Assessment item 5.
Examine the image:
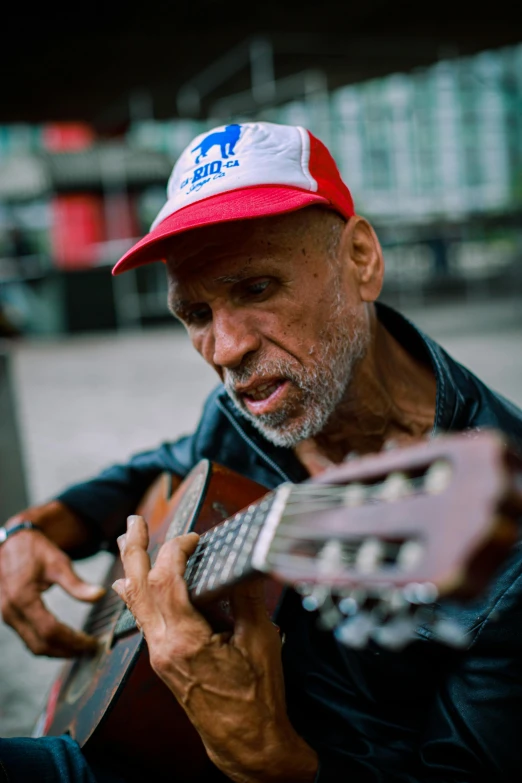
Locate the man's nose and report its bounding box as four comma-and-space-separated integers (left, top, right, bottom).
211, 309, 260, 370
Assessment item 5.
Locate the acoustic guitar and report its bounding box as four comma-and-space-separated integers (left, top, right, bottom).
34, 430, 522, 781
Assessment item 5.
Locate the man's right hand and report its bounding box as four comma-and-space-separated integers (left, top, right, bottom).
0, 504, 105, 657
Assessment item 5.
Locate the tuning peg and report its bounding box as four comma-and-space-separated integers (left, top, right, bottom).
386, 587, 411, 613
335, 610, 377, 649
317, 539, 347, 574
402, 581, 439, 605
338, 595, 359, 616
342, 482, 366, 507
376, 472, 412, 501
371, 614, 418, 651
424, 460, 452, 495
355, 537, 385, 573
396, 539, 425, 571
300, 584, 330, 612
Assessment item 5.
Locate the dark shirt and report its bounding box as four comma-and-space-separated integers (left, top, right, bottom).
57, 303, 522, 781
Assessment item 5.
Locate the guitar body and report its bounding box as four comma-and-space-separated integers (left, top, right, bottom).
38, 461, 270, 781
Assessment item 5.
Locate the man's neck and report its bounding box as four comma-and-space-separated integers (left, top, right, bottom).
294, 307, 437, 476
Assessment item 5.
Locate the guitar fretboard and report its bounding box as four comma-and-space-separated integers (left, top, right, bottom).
184, 491, 277, 601
112, 491, 278, 640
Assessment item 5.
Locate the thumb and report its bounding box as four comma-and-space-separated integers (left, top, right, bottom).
51, 557, 105, 602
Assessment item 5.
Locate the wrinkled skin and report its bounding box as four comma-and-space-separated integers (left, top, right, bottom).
113, 517, 318, 782
0, 503, 104, 657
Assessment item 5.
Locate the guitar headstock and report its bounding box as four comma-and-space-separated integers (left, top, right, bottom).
258, 430, 522, 650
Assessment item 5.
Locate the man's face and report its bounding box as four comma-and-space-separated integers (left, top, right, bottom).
166, 209, 369, 448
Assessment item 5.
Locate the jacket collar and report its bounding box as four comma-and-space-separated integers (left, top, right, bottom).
374, 302, 466, 432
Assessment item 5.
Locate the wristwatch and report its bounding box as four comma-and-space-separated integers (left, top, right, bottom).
0, 520, 39, 545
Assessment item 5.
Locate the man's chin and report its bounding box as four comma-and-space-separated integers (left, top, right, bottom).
241, 408, 323, 449
225, 387, 325, 447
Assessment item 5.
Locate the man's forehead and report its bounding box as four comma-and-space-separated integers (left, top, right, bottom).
164, 208, 346, 294
164, 206, 340, 268
165, 224, 298, 283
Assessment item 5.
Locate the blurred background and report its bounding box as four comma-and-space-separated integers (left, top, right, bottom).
1, 0, 522, 736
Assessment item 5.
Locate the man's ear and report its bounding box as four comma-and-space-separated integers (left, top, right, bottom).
340, 216, 384, 302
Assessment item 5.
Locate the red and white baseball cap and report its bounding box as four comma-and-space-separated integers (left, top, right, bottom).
112, 122, 355, 275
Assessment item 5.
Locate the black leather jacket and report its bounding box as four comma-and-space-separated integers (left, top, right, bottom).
59, 303, 522, 781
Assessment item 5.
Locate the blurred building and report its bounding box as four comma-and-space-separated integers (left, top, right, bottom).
1, 42, 522, 335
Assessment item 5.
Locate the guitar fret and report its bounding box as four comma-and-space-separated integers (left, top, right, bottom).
188, 522, 229, 588
205, 517, 246, 590
187, 541, 212, 590
185, 493, 277, 599
196, 550, 218, 595
220, 539, 243, 584
185, 540, 207, 583
217, 502, 273, 588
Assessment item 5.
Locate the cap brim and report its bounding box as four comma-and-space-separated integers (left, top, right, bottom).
112, 185, 330, 275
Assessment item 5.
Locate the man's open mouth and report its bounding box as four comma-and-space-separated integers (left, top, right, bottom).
243, 381, 282, 401
239, 379, 289, 415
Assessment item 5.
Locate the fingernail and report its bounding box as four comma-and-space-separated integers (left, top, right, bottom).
117, 534, 126, 552
127, 515, 140, 528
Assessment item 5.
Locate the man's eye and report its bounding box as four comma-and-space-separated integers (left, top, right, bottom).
187, 306, 211, 324
245, 280, 270, 296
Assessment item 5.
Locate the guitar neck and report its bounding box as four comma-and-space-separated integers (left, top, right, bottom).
183, 489, 280, 603
113, 488, 284, 640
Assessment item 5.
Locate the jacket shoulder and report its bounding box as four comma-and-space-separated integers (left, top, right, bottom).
444, 353, 522, 455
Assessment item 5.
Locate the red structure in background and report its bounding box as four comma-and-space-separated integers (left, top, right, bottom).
43, 123, 104, 270
42, 123, 139, 271
42, 123, 96, 151
50, 195, 106, 269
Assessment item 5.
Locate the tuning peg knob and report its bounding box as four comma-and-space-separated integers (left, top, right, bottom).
300, 584, 329, 612
338, 595, 358, 616
342, 482, 366, 507
371, 614, 417, 651
396, 540, 425, 571
402, 581, 438, 605
424, 460, 452, 494
355, 537, 385, 573
377, 472, 412, 501
335, 611, 376, 649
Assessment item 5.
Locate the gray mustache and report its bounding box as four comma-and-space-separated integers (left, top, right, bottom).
225, 358, 299, 388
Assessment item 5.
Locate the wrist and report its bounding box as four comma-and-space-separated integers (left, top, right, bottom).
209, 732, 318, 783
5, 501, 93, 553
0, 519, 39, 545
260, 743, 318, 783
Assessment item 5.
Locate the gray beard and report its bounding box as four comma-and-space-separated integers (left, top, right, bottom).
223, 314, 369, 448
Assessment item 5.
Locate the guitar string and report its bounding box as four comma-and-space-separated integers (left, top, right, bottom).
88, 502, 275, 636
89, 472, 446, 636
182, 474, 438, 596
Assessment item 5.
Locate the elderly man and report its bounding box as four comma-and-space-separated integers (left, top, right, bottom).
1, 122, 522, 782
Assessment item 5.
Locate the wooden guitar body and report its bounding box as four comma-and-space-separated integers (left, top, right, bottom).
39, 461, 269, 781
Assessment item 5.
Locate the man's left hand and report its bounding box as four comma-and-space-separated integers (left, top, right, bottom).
112, 515, 318, 783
